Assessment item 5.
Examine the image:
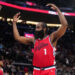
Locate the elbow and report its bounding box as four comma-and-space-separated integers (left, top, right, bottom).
62, 21, 68, 28
65, 22, 68, 27
65, 23, 68, 28
14, 36, 20, 41
64, 23, 68, 28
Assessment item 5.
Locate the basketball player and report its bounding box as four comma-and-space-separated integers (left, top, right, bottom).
13, 4, 68, 75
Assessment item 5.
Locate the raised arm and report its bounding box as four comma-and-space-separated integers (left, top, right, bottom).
12, 12, 34, 45
47, 4, 68, 42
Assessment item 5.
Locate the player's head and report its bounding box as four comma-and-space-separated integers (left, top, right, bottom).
34, 22, 48, 39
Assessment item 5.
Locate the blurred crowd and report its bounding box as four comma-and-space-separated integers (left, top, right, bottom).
0, 19, 75, 75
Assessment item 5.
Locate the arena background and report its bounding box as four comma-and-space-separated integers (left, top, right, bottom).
0, 0, 75, 75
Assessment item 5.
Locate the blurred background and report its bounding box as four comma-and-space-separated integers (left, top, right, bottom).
0, 0, 75, 75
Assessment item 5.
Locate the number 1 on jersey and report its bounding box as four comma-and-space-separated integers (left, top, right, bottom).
44, 49, 47, 55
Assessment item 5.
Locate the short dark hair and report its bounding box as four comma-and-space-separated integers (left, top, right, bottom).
40, 22, 47, 29
41, 22, 48, 34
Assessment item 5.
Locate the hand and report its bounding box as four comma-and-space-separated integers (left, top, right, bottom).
13, 12, 21, 23
46, 3, 59, 11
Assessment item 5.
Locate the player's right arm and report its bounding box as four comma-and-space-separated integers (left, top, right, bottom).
13, 12, 34, 45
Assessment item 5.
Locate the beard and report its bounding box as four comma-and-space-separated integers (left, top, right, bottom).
34, 29, 44, 39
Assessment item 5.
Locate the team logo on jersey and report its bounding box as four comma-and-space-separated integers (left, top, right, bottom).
34, 43, 48, 51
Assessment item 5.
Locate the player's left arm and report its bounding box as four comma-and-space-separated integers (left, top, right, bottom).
47, 4, 68, 41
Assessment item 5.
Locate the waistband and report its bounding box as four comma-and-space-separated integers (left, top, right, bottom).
34, 65, 56, 70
